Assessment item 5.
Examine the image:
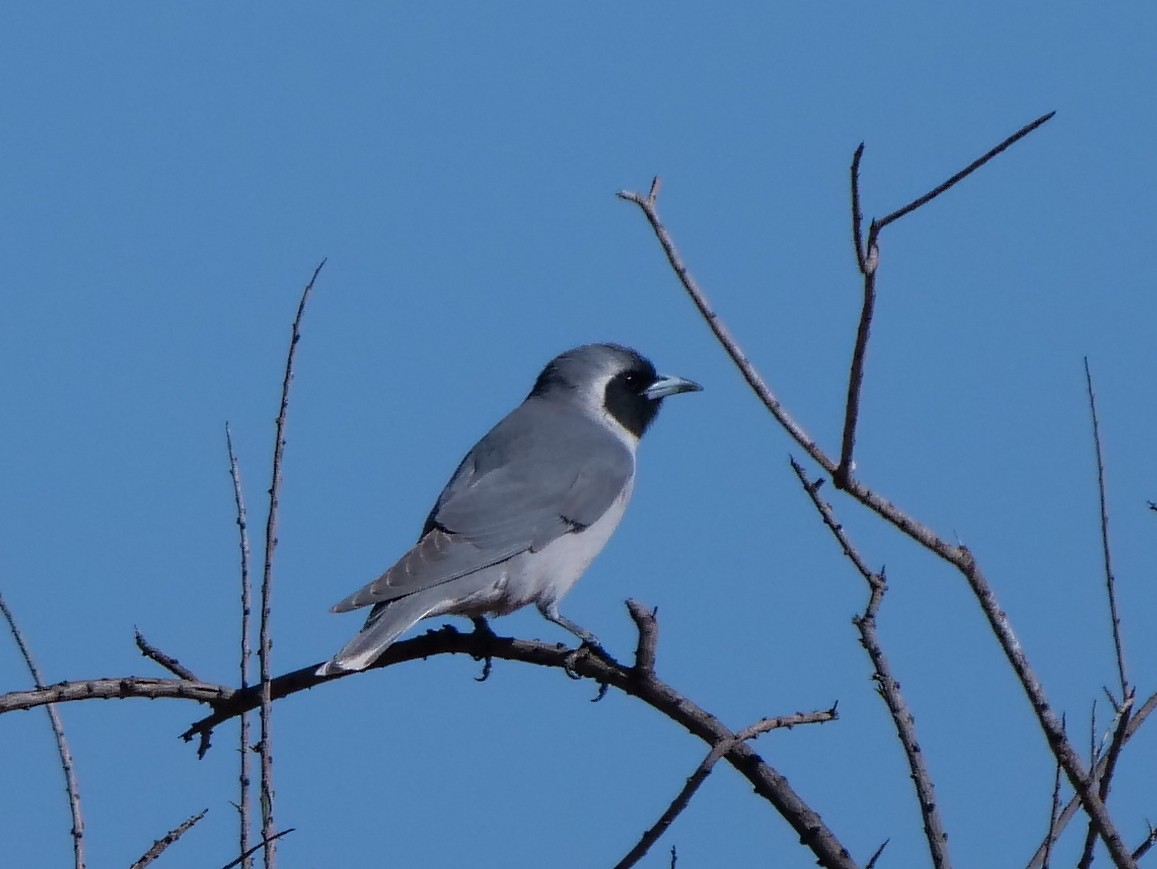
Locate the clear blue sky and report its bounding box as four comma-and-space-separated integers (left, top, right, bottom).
2, 5, 1155, 868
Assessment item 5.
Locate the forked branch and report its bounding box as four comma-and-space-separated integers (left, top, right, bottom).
614, 711, 837, 869
791, 459, 950, 868
839, 111, 1055, 487
0, 604, 858, 869
619, 110, 1136, 867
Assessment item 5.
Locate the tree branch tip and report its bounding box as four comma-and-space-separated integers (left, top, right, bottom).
864, 838, 889, 869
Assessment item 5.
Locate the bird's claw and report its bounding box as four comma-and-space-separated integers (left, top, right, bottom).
470, 618, 496, 681
562, 639, 610, 679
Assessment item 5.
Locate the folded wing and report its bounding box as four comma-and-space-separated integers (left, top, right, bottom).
329, 398, 634, 613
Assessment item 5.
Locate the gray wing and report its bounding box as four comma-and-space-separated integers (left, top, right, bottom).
330, 397, 634, 613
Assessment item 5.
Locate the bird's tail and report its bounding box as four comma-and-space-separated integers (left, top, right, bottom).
315, 592, 441, 677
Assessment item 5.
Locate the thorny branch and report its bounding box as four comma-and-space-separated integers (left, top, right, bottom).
1084, 357, 1129, 698
134, 629, 199, 681
614, 711, 837, 869
619, 111, 1137, 868
0, 604, 857, 869
791, 459, 951, 869
1026, 691, 1157, 868
128, 809, 207, 869
1041, 743, 1063, 869
256, 258, 326, 868
226, 423, 254, 869
1, 593, 86, 869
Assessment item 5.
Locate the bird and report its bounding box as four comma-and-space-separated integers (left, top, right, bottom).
316, 343, 701, 677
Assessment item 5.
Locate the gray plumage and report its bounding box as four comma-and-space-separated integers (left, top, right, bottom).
317, 343, 700, 676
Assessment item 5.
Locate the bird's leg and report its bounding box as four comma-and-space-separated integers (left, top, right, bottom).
538, 603, 610, 677
470, 617, 496, 682
538, 602, 602, 647
470, 616, 496, 640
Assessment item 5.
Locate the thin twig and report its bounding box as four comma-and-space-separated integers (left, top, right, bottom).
1026, 691, 1157, 868
1078, 701, 1101, 869
1133, 824, 1157, 861
217, 828, 296, 869
791, 458, 951, 868
836, 113, 1054, 487
872, 111, 1055, 233
616, 183, 834, 477
134, 629, 199, 681
257, 259, 325, 869
864, 841, 889, 869
614, 713, 836, 869
1081, 691, 1136, 868
838, 141, 877, 487
1, 676, 232, 714
619, 111, 1136, 866
0, 593, 86, 869
626, 599, 659, 676
1041, 734, 1063, 869
850, 143, 867, 271
1084, 358, 1129, 696
835, 258, 875, 489
128, 809, 208, 869
226, 423, 254, 869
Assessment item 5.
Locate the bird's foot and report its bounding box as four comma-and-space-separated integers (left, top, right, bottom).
470, 617, 497, 682
563, 638, 612, 679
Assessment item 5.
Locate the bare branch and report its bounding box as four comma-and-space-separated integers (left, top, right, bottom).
184, 603, 855, 869
134, 629, 199, 681
1080, 691, 1136, 868
1079, 701, 1100, 868
1084, 357, 1129, 696
1, 605, 856, 867
1133, 823, 1157, 862
226, 422, 254, 868
626, 599, 659, 676
1, 676, 231, 713
835, 252, 876, 489
1041, 741, 1063, 869
850, 143, 867, 271
620, 113, 1135, 865
616, 183, 836, 477
128, 809, 207, 869
873, 111, 1055, 233
614, 712, 837, 869
839, 140, 878, 487
791, 459, 951, 868
1, 592, 86, 869
1025, 690, 1157, 869
864, 840, 889, 869
836, 113, 1054, 487
257, 259, 325, 868
619, 177, 980, 557
217, 828, 296, 869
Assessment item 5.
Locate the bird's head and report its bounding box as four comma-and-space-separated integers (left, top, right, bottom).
529, 343, 701, 439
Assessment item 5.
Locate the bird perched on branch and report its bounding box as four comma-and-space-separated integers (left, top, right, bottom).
317, 343, 701, 677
